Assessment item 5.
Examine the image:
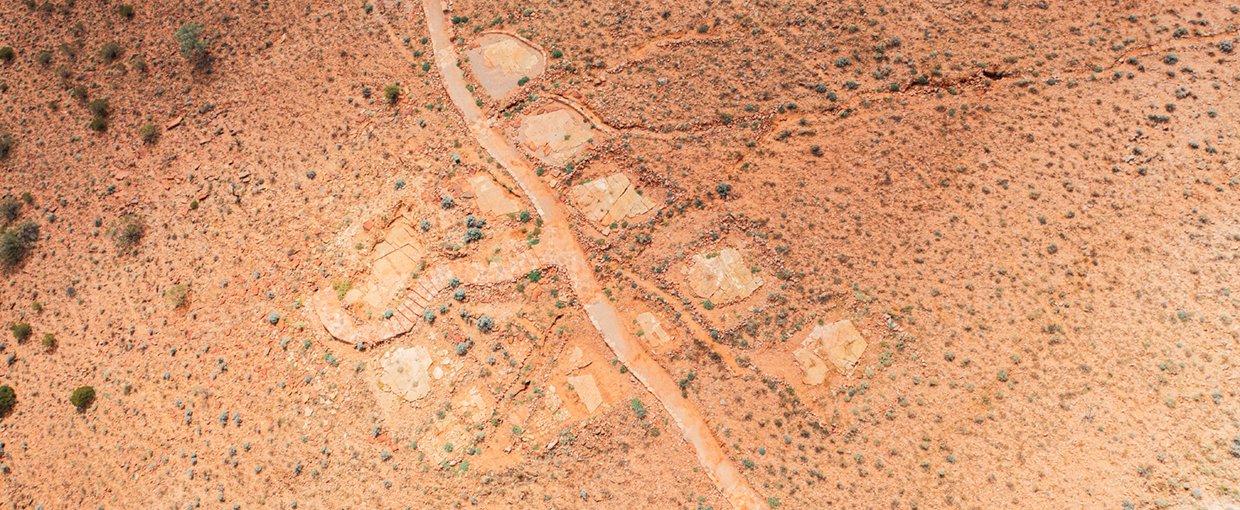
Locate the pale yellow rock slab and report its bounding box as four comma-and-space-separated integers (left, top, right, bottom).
568, 173, 654, 231
793, 320, 868, 384
377, 346, 433, 402
469, 174, 521, 216
518, 109, 594, 166
567, 373, 604, 414
685, 248, 763, 304
636, 312, 672, 348
466, 33, 545, 99
792, 348, 829, 385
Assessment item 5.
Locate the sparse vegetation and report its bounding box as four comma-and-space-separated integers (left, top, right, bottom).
0, 47, 14, 63
139, 124, 159, 144
0, 385, 14, 416
0, 220, 39, 269
112, 214, 145, 250
384, 84, 400, 104
10, 322, 32, 343
175, 22, 210, 69
165, 284, 189, 308
0, 132, 13, 159
70, 386, 95, 410
99, 42, 122, 64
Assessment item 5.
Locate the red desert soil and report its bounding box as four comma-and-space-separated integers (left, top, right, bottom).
0, 1, 1238, 509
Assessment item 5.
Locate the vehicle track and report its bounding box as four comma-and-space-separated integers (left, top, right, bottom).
408, 0, 768, 507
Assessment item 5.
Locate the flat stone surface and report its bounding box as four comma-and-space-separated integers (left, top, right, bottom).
469, 174, 521, 216
518, 109, 594, 167
567, 373, 604, 414
636, 312, 672, 348
568, 173, 654, 231
377, 346, 434, 402
465, 33, 545, 99
685, 247, 763, 304
794, 320, 868, 384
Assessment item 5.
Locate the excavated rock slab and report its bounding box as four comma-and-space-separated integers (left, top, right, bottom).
685, 248, 763, 304
313, 287, 357, 343
569, 173, 654, 232
469, 174, 521, 216
377, 346, 434, 402
636, 312, 672, 348
567, 373, 604, 414
465, 33, 545, 99
518, 109, 594, 167
794, 320, 868, 384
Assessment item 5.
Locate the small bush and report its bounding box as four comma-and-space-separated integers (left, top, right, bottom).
175, 23, 210, 68
0, 47, 14, 63
716, 182, 732, 199
384, 84, 400, 104
0, 385, 15, 416
0, 132, 13, 159
165, 284, 188, 308
99, 42, 122, 64
89, 116, 108, 132
477, 315, 494, 333
527, 269, 542, 283
0, 221, 38, 268
70, 386, 95, 410
10, 322, 32, 343
139, 124, 159, 144
87, 97, 109, 117
118, 4, 134, 19
41, 333, 55, 351
113, 214, 145, 249
69, 85, 88, 102
36, 49, 52, 65
0, 195, 20, 226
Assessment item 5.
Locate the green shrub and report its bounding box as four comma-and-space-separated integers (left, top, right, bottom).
0, 47, 14, 63
99, 42, 122, 64
175, 22, 210, 68
384, 84, 400, 104
36, 49, 52, 65
139, 124, 159, 144
113, 214, 144, 249
70, 386, 95, 410
118, 4, 134, 18
10, 322, 32, 342
0, 221, 38, 268
0, 132, 12, 159
476, 315, 494, 333
41, 333, 55, 351
69, 85, 88, 102
0, 385, 15, 416
87, 97, 109, 117
165, 284, 188, 308
0, 195, 20, 226
89, 116, 108, 131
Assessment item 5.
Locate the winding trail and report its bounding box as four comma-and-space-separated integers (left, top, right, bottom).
415, 0, 766, 508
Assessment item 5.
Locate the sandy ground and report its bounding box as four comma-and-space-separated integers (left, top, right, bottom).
0, 0, 1237, 509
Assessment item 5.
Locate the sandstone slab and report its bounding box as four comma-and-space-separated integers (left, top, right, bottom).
685, 248, 762, 304
466, 33, 545, 99
569, 173, 654, 232
793, 320, 868, 385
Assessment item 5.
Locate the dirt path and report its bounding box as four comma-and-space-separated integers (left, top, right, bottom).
415, 0, 767, 508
